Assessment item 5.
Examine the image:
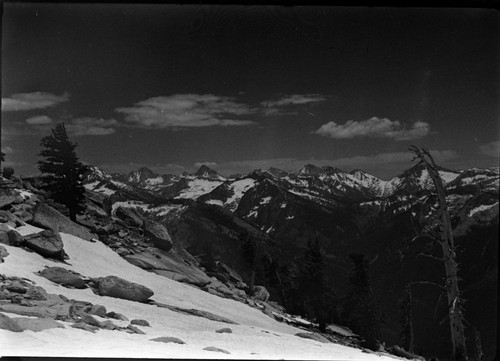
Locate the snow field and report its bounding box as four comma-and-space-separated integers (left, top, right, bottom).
1, 226, 401, 360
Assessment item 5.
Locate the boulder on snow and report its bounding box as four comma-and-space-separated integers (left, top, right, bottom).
150, 336, 185, 344
88, 304, 107, 317
23, 230, 65, 260
106, 311, 129, 321
126, 324, 145, 334
203, 346, 231, 354
252, 285, 270, 302
97, 275, 154, 303
0, 313, 23, 332
130, 319, 150, 327
13, 317, 64, 332
0, 245, 8, 262
31, 203, 96, 241
215, 327, 232, 333
115, 206, 143, 227
0, 229, 23, 246
295, 332, 330, 343
71, 321, 99, 333
143, 220, 173, 252
38, 267, 87, 289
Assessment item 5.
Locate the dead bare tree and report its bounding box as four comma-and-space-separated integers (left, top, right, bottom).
409, 145, 468, 361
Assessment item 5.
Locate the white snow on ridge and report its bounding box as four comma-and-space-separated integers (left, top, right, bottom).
145, 176, 164, 185
224, 178, 256, 211
176, 179, 223, 200
468, 202, 499, 217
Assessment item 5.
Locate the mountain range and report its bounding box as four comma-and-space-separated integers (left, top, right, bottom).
81, 161, 498, 360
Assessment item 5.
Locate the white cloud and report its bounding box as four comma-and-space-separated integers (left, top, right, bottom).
479, 140, 500, 157
2, 92, 69, 111
116, 94, 257, 129
313, 117, 430, 141
25, 115, 53, 125
65, 117, 118, 136
261, 94, 326, 108
261, 94, 325, 116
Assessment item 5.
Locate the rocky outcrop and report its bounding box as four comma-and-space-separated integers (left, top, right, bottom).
97, 275, 154, 302
23, 230, 65, 259
143, 220, 173, 252
38, 267, 87, 289
31, 203, 96, 241
115, 206, 143, 228
0, 189, 24, 209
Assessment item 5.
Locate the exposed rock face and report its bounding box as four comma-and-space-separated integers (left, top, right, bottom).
252, 285, 270, 302
23, 230, 65, 260
31, 203, 96, 241
143, 220, 173, 252
0, 313, 23, 332
97, 275, 154, 302
115, 206, 143, 228
38, 267, 87, 289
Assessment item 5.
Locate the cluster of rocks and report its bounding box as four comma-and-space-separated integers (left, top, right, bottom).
0, 274, 149, 334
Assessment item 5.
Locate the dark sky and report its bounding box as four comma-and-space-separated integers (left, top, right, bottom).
2, 4, 499, 178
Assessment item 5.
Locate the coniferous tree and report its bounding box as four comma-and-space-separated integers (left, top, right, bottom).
298, 240, 335, 332
241, 232, 258, 294
38, 123, 87, 221
399, 284, 414, 352
343, 253, 381, 350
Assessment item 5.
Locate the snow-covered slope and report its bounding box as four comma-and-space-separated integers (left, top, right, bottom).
0, 226, 398, 359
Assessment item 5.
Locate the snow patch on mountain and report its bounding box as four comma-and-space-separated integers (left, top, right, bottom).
176, 179, 223, 200
469, 202, 499, 217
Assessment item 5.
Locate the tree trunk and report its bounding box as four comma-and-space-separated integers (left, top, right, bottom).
69, 207, 76, 222
410, 146, 468, 361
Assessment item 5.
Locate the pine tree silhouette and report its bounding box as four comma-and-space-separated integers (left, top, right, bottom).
343, 253, 381, 350
38, 123, 87, 221
299, 240, 335, 332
